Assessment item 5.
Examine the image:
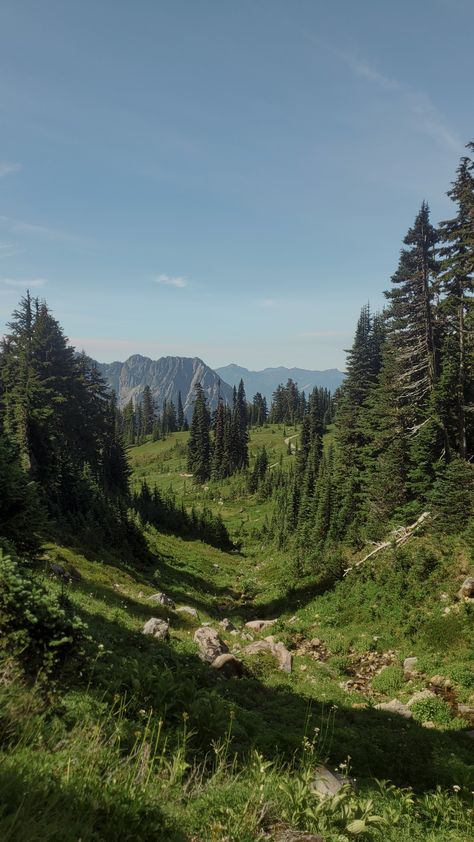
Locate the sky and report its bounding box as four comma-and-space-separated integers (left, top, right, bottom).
0, 0, 473, 371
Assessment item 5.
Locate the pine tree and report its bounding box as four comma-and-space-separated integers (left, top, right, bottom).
187, 383, 211, 483
438, 146, 474, 459
141, 385, 155, 437
177, 391, 185, 431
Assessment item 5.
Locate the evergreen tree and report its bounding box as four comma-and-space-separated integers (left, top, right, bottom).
141, 385, 155, 437
177, 391, 185, 431
187, 383, 211, 483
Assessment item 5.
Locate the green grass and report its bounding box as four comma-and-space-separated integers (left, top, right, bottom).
1, 425, 473, 840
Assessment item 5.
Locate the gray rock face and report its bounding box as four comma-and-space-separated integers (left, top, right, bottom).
407, 689, 436, 708
216, 363, 345, 404
375, 699, 412, 719
210, 653, 244, 678
142, 618, 169, 640
97, 355, 234, 418
194, 627, 228, 663
148, 592, 175, 608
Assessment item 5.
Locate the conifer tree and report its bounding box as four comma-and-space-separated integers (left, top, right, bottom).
177, 391, 185, 431
187, 383, 211, 482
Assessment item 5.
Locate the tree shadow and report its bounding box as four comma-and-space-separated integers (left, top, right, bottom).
71, 592, 474, 794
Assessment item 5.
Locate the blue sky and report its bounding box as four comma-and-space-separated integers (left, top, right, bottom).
0, 0, 472, 370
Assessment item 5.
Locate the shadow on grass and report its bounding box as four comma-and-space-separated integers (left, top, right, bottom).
71, 592, 474, 794
0, 763, 186, 842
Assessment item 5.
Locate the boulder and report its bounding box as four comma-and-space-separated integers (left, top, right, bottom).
312, 764, 348, 797
459, 577, 474, 599
403, 656, 418, 677
242, 639, 292, 673
429, 674, 452, 690
194, 627, 228, 663
147, 592, 175, 608
142, 618, 169, 640
175, 606, 198, 618
210, 653, 244, 678
244, 619, 277, 632
375, 699, 412, 719
457, 705, 474, 724
407, 689, 436, 707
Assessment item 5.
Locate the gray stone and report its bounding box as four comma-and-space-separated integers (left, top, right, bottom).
375, 699, 412, 719
459, 577, 474, 598
457, 705, 474, 724
311, 764, 347, 797
210, 653, 244, 678
403, 656, 418, 676
244, 619, 277, 632
242, 639, 292, 673
142, 618, 169, 640
147, 592, 175, 608
175, 606, 198, 618
407, 689, 436, 708
194, 626, 228, 664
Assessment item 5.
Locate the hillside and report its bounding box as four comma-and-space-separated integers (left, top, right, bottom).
1, 425, 472, 841
97, 354, 234, 417
216, 364, 345, 403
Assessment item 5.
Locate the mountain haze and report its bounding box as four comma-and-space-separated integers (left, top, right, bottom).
97, 355, 233, 418
216, 364, 345, 402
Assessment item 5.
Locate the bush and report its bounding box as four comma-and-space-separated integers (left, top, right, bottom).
411, 697, 454, 727
0, 552, 84, 672
371, 665, 405, 695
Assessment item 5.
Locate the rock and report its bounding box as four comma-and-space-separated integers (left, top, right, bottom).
242, 639, 292, 673
193, 627, 228, 663
147, 592, 175, 608
219, 618, 236, 631
407, 689, 436, 707
288, 615, 298, 623
429, 674, 452, 690
175, 606, 198, 618
312, 764, 349, 797
422, 720, 436, 729
142, 618, 169, 640
230, 629, 239, 636
466, 730, 474, 740
403, 656, 418, 676
244, 619, 277, 632
459, 577, 474, 599
375, 699, 412, 719
457, 705, 474, 724
310, 638, 321, 648
210, 653, 244, 678
241, 632, 254, 641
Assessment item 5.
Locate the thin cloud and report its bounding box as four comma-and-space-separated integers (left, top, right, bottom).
0, 215, 86, 244
0, 277, 47, 288
0, 162, 21, 178
341, 53, 461, 153
154, 273, 188, 288
0, 242, 20, 258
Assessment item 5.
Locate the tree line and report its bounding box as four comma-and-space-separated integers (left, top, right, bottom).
271, 142, 474, 565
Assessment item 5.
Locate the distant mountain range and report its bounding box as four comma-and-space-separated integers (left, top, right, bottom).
215, 364, 345, 403
97, 355, 345, 418
97, 355, 234, 419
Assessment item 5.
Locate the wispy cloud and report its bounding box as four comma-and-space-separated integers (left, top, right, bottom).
0, 242, 20, 258
0, 277, 47, 288
0, 162, 21, 178
154, 273, 188, 288
257, 297, 287, 308
0, 215, 85, 244
340, 53, 460, 153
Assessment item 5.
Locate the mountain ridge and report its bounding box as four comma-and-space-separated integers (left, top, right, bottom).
216, 363, 345, 402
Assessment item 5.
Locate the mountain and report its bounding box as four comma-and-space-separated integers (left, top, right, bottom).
215, 364, 345, 402
97, 355, 234, 418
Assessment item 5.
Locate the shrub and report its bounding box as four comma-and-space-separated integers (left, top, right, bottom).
410, 697, 454, 727
372, 665, 405, 695
0, 552, 84, 672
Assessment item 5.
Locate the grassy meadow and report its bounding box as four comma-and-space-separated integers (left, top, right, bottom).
1, 424, 473, 841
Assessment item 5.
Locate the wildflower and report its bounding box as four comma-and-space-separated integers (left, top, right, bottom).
98, 643, 104, 650
453, 785, 461, 793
